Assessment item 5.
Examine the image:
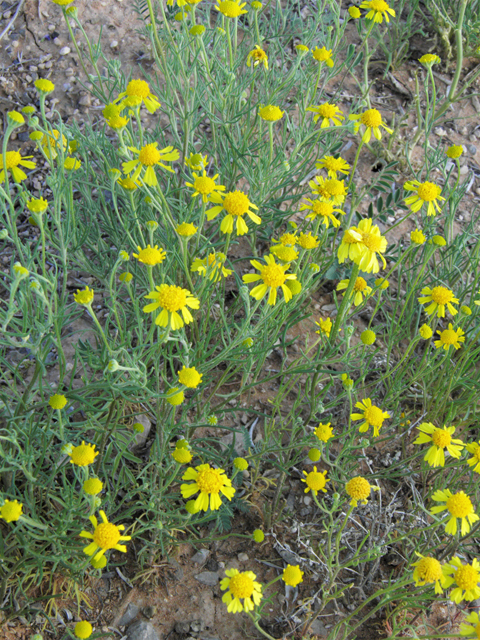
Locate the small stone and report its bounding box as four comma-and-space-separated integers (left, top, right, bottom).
142, 605, 156, 619
237, 553, 249, 562
304, 495, 312, 506
174, 621, 190, 634
460, 165, 469, 175
434, 127, 447, 137
65, 68, 74, 76
48, 24, 56, 32
25, 75, 33, 83
126, 621, 160, 640
190, 620, 204, 633
53, 37, 62, 45
110, 40, 119, 48
466, 144, 477, 155
191, 548, 210, 565
59, 46, 71, 56
194, 571, 219, 586
118, 603, 140, 627
45, 61, 53, 69
78, 93, 91, 106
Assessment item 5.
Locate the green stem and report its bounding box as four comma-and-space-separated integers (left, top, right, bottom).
225, 19, 234, 70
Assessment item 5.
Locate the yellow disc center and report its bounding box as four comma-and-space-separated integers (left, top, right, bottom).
354, 277, 368, 292
446, 492, 473, 518
229, 573, 254, 599
417, 181, 439, 202
138, 144, 161, 166
223, 191, 250, 217
157, 285, 187, 312
194, 176, 216, 194
364, 405, 385, 427
360, 108, 382, 128
93, 522, 121, 549
431, 429, 451, 448
455, 564, 479, 590
196, 468, 223, 494
431, 286, 453, 305
261, 264, 286, 287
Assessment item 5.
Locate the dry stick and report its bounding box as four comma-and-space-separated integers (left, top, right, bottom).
0, 0, 25, 42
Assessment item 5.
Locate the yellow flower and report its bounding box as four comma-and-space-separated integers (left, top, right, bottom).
0, 150, 36, 183
143, 284, 200, 330
312, 46, 334, 67
220, 568, 262, 613
345, 476, 376, 507
375, 277, 389, 289
247, 45, 268, 69
181, 463, 235, 511
337, 227, 363, 264
411, 228, 426, 244
215, 0, 248, 17
443, 557, 480, 603
274, 231, 297, 246
351, 398, 390, 437
446, 144, 463, 159
297, 232, 319, 249
353, 218, 388, 274
349, 108, 393, 143
39, 129, 67, 160
69, 441, 99, 467
172, 447, 193, 464
49, 394, 67, 410
301, 467, 329, 495
0, 499, 23, 523
7, 111, 24, 126
253, 529, 264, 542
316, 155, 351, 178
348, 6, 361, 18
307, 103, 344, 128
34, 78, 55, 94
106, 115, 129, 130
185, 170, 225, 203
243, 254, 297, 305
315, 317, 332, 337
466, 441, 480, 473
419, 323, 433, 339
132, 244, 166, 266
413, 423, 464, 467
341, 373, 354, 389
117, 79, 161, 113
315, 422, 333, 442
419, 54, 441, 66
191, 252, 232, 280
234, 457, 248, 470
404, 180, 445, 216
308, 448, 321, 462
178, 365, 202, 388
270, 244, 298, 262
360, 329, 376, 345
337, 276, 372, 306
27, 197, 48, 214
308, 175, 347, 205
74, 621, 93, 639
118, 176, 141, 190
90, 555, 107, 569
80, 510, 131, 562
460, 611, 480, 638
418, 286, 458, 318
207, 189, 261, 235
123, 143, 179, 186
412, 553, 445, 594
259, 105, 284, 121
359, 0, 395, 23
296, 43, 309, 53
185, 152, 208, 171
431, 489, 479, 536
300, 198, 345, 228
64, 157, 81, 171
83, 478, 104, 496
176, 222, 197, 237
190, 25, 205, 36
74, 286, 94, 306
435, 324, 465, 350
282, 565, 304, 586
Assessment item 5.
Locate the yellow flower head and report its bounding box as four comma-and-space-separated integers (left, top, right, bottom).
181, 463, 235, 511
351, 398, 390, 437
419, 54, 441, 66
178, 365, 202, 388
79, 510, 131, 563
64, 157, 81, 171
234, 457, 249, 470
74, 286, 94, 306
300, 198, 346, 228
404, 180, 445, 216
337, 276, 372, 306
375, 277, 389, 289
215, 0, 248, 17
316, 155, 351, 178
360, 329, 376, 345
418, 286, 458, 318
69, 441, 99, 467
191, 252, 232, 281
243, 254, 297, 306
296, 43, 309, 53
83, 478, 104, 496
0, 150, 36, 184
349, 108, 393, 143
341, 373, 354, 389
345, 476, 375, 507
247, 45, 268, 69
282, 565, 304, 586
435, 324, 465, 350
74, 621, 93, 639
27, 197, 48, 214
443, 557, 480, 603
0, 499, 23, 523
39, 129, 67, 160
419, 323, 433, 339
172, 447, 193, 464
360, 0, 395, 23
348, 6, 361, 18
117, 79, 161, 113
253, 529, 264, 543
49, 394, 67, 410
315, 317, 332, 337
176, 222, 198, 237
297, 232, 319, 249
466, 441, 480, 474
411, 228, 426, 245
412, 553, 445, 594
312, 46, 334, 67
7, 110, 25, 127
133, 244, 166, 266
315, 422, 334, 442
446, 144, 463, 159
270, 244, 298, 262
185, 152, 208, 171
308, 175, 347, 205
414, 422, 464, 467
259, 105, 284, 122
351, 218, 388, 273
185, 170, 225, 203
307, 103, 344, 128
123, 143, 179, 186
143, 284, 200, 330
302, 467, 329, 495
220, 568, 263, 613
431, 489, 479, 536
206, 189, 261, 236
35, 78, 55, 94
118, 176, 141, 190
460, 611, 480, 638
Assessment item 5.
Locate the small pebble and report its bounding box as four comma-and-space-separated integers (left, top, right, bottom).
237, 552, 249, 562
59, 46, 71, 56
110, 40, 119, 48
53, 37, 62, 45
